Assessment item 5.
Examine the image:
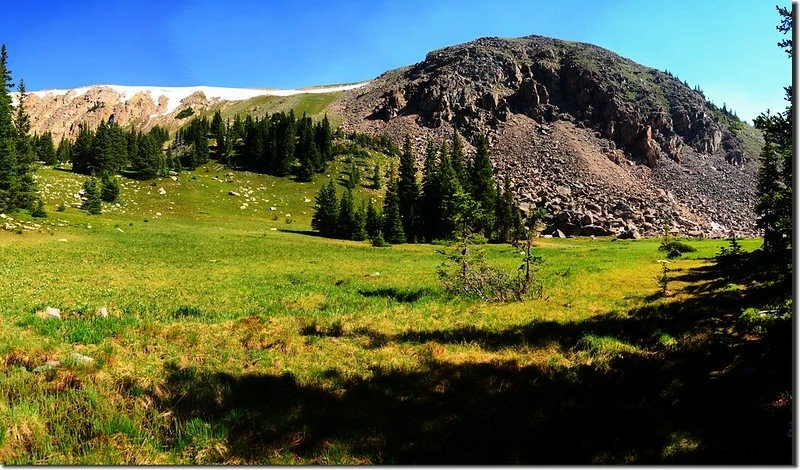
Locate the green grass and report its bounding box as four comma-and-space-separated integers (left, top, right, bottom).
0, 161, 789, 464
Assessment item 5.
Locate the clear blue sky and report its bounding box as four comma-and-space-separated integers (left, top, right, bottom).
1, 0, 791, 122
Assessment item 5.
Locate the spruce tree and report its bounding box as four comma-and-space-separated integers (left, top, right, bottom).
36, 132, 56, 164
752, 6, 793, 257
493, 174, 515, 243
311, 178, 338, 237
100, 172, 121, 202
450, 129, 467, 187
71, 123, 95, 174
0, 44, 19, 212
337, 186, 356, 239
56, 136, 72, 164
382, 165, 406, 244
372, 162, 382, 189
365, 197, 382, 238
419, 139, 439, 242
352, 201, 368, 241
398, 134, 420, 242
468, 135, 497, 237
81, 177, 102, 215
315, 114, 333, 161
345, 160, 361, 189
436, 144, 464, 240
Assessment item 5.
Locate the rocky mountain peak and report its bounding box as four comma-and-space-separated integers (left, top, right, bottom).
338, 35, 762, 238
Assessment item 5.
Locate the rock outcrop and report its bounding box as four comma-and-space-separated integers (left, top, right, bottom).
337, 35, 761, 237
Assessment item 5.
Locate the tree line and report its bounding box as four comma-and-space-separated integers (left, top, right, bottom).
312, 132, 524, 244
174, 109, 334, 181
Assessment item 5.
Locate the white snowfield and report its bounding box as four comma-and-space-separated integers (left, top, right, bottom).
19, 82, 369, 114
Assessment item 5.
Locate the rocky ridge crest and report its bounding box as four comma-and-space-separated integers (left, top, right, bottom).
337, 35, 761, 237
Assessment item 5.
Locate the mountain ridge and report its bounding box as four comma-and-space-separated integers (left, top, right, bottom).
16, 34, 761, 238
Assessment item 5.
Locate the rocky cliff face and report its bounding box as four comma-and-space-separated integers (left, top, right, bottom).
337, 35, 761, 237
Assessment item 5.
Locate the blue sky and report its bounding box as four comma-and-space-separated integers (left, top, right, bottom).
1, 0, 791, 122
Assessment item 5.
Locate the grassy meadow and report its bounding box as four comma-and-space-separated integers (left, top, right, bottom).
0, 162, 790, 464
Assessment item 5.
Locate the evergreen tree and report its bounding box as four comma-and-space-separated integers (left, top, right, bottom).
35, 132, 56, 164
753, 6, 793, 256
381, 165, 406, 244
398, 134, 420, 242
468, 135, 497, 237
493, 174, 516, 243
372, 162, 382, 189
100, 172, 121, 202
294, 114, 316, 182
81, 177, 102, 214
71, 123, 95, 174
419, 139, 439, 242
211, 110, 224, 141
450, 129, 467, 187
314, 114, 333, 161
345, 160, 361, 189
0, 44, 19, 212
435, 144, 464, 240
56, 136, 72, 164
337, 186, 357, 239
352, 200, 368, 241
365, 197, 382, 238
311, 178, 338, 237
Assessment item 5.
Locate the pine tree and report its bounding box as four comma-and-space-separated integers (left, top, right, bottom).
436, 144, 464, 240
372, 162, 382, 189
35, 132, 56, 164
71, 123, 95, 174
398, 134, 420, 242
468, 135, 497, 237
450, 129, 467, 187
365, 197, 382, 238
81, 177, 102, 215
0, 44, 19, 212
753, 6, 793, 256
352, 201, 368, 241
314, 114, 333, 161
56, 136, 72, 164
337, 186, 357, 239
493, 174, 516, 243
100, 172, 121, 202
382, 165, 406, 244
345, 160, 361, 189
311, 178, 339, 237
419, 139, 439, 242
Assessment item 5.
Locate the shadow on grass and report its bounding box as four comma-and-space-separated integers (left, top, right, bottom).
358, 287, 435, 303
155, 252, 792, 464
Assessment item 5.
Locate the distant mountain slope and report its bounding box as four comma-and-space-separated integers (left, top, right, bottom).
14, 82, 368, 141
336, 35, 762, 237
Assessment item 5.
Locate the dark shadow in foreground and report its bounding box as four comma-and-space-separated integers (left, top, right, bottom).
156, 252, 792, 464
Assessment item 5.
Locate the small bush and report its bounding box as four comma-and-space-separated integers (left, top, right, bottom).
738, 307, 788, 335
172, 305, 202, 319
658, 240, 697, 255
56, 201, 66, 212
371, 233, 390, 247
30, 199, 47, 218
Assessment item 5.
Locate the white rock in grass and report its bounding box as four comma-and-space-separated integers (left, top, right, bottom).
369, 272, 381, 277
116, 227, 124, 233
158, 187, 166, 195
68, 352, 94, 366
97, 307, 108, 318
34, 360, 60, 373
58, 238, 67, 242
46, 307, 61, 319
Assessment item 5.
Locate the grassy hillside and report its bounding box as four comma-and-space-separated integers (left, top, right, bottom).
0, 162, 790, 464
